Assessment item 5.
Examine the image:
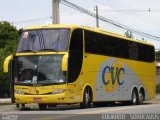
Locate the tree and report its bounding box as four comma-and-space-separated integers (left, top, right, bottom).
0, 21, 19, 97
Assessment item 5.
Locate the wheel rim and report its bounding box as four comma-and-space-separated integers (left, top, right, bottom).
132, 92, 137, 104
85, 91, 90, 106
85, 88, 92, 107
139, 92, 144, 102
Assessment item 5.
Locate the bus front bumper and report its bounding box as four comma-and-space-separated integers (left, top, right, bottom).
15, 93, 67, 104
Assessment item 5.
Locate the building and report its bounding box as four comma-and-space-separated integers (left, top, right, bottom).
156, 61, 160, 85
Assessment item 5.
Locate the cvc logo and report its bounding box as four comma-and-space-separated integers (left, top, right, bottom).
102, 66, 125, 85
102, 63, 125, 92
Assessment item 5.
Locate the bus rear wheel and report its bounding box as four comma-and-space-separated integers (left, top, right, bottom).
80, 87, 92, 109
38, 104, 47, 110
131, 89, 138, 105
138, 90, 144, 104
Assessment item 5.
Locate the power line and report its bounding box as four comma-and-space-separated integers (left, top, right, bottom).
13, 16, 52, 24
97, 0, 160, 27
61, 0, 160, 41
98, 9, 160, 12
100, 0, 160, 26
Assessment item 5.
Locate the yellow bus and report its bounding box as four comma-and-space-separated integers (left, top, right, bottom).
4, 24, 156, 110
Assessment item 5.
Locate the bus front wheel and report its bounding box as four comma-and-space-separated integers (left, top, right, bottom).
80, 87, 92, 109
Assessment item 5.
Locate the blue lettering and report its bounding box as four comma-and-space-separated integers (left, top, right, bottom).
102, 66, 125, 86
111, 67, 119, 85
117, 68, 125, 85
102, 66, 110, 85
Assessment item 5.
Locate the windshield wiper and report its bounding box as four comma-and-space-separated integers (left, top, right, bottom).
38, 80, 58, 84
41, 49, 58, 52
20, 50, 34, 52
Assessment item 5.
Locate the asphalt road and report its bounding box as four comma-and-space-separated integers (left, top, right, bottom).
0, 99, 160, 120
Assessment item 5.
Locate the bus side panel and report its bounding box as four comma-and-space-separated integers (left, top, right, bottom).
83, 54, 156, 102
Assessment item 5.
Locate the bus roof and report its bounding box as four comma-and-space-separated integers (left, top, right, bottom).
24, 24, 154, 47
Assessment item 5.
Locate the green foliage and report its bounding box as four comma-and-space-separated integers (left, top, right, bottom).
0, 21, 19, 93
0, 21, 18, 48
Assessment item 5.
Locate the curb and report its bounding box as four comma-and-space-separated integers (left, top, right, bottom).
0, 99, 12, 105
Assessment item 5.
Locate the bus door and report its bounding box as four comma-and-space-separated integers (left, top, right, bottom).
67, 29, 83, 103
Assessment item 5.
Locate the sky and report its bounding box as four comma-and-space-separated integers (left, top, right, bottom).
0, 0, 160, 49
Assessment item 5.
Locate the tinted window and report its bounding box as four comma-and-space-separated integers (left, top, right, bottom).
129, 42, 138, 60
85, 30, 155, 62
85, 30, 128, 58
138, 44, 155, 62
68, 29, 83, 83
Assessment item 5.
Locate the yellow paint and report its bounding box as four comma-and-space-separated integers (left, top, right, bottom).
62, 53, 68, 71
16, 52, 66, 56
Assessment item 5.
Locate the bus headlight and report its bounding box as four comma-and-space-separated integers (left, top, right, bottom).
15, 90, 25, 95
51, 89, 66, 94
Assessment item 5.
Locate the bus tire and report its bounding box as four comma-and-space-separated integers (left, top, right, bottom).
131, 89, 138, 105
138, 89, 145, 104
80, 87, 92, 109
38, 104, 47, 110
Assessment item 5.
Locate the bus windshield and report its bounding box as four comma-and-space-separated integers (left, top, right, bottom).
17, 29, 70, 52
15, 55, 66, 85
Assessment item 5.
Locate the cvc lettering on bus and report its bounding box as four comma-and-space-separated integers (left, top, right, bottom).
102, 66, 125, 86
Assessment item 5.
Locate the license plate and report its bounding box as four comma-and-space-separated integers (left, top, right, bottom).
33, 98, 42, 102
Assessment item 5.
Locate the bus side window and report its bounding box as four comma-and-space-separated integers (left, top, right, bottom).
68, 29, 83, 83
129, 42, 138, 60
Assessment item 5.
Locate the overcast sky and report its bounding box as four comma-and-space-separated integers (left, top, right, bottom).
1, 0, 160, 49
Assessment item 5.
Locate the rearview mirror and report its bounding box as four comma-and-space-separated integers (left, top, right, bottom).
3, 55, 13, 73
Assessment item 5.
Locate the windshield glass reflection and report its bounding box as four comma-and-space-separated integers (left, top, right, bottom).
15, 55, 66, 84
17, 29, 70, 52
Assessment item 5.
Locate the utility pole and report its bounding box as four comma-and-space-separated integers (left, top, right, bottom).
52, 0, 60, 24
95, 6, 99, 28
